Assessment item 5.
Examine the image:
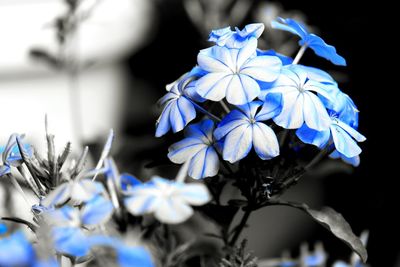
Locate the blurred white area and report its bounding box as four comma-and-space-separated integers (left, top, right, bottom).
0, 0, 154, 148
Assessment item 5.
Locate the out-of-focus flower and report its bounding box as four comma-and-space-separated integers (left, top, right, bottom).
271, 17, 346, 66
168, 120, 220, 179
124, 176, 210, 224
156, 72, 201, 137
0, 230, 35, 266
214, 100, 280, 163
44, 195, 113, 257
209, 23, 265, 49
42, 179, 105, 207
262, 65, 333, 130
196, 37, 281, 105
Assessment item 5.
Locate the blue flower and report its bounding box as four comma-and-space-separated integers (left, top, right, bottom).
45, 196, 113, 257
196, 38, 282, 105
42, 179, 105, 207
124, 176, 210, 224
0, 134, 32, 177
271, 17, 346, 66
156, 72, 199, 137
296, 114, 366, 160
214, 99, 280, 163
168, 120, 220, 179
0, 231, 35, 266
209, 23, 265, 49
262, 65, 334, 130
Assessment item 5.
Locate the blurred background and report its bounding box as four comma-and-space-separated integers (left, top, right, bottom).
0, 0, 396, 266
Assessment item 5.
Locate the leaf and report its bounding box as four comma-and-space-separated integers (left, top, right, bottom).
304, 207, 368, 262
227, 199, 248, 207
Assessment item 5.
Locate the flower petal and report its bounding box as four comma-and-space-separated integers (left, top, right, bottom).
196, 73, 232, 102
303, 92, 331, 131
154, 198, 193, 224
240, 56, 282, 82
252, 123, 279, 159
198, 46, 233, 72
236, 37, 257, 68
335, 120, 366, 142
81, 196, 114, 226
168, 139, 206, 164
188, 146, 219, 179
169, 97, 196, 133
214, 110, 248, 140
255, 93, 282, 121
222, 124, 252, 163
273, 91, 304, 129
155, 102, 172, 137
174, 183, 211, 205
226, 74, 260, 105
296, 124, 330, 148
331, 125, 362, 158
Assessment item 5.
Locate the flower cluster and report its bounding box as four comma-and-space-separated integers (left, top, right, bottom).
0, 128, 210, 267
157, 18, 365, 181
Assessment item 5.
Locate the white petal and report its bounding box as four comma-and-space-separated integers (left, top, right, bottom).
273, 91, 304, 129
225, 74, 260, 105
252, 123, 280, 159
236, 37, 257, 68
197, 47, 232, 72
168, 139, 206, 164
303, 92, 331, 131
223, 124, 252, 163
188, 146, 219, 179
240, 56, 282, 82
196, 73, 232, 101
331, 125, 362, 158
154, 197, 194, 224
174, 183, 211, 205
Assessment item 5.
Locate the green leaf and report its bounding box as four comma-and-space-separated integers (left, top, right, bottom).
263, 200, 367, 263
305, 206, 368, 263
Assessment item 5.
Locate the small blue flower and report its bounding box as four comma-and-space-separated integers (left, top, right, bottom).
42, 179, 105, 207
214, 99, 280, 163
52, 226, 90, 257
271, 17, 346, 66
0, 231, 35, 266
168, 120, 220, 179
296, 114, 366, 160
124, 176, 210, 224
196, 38, 282, 105
209, 23, 265, 49
156, 72, 202, 137
0, 134, 33, 177
262, 65, 333, 131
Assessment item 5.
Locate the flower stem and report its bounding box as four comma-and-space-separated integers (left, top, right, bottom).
191, 101, 222, 122
7, 174, 33, 209
229, 207, 252, 246
220, 100, 230, 113
293, 44, 308, 65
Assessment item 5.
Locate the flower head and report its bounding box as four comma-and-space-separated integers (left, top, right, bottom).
196, 38, 282, 105
209, 23, 265, 49
296, 113, 366, 165
0, 231, 35, 266
271, 17, 346, 66
156, 71, 203, 137
124, 176, 210, 224
214, 99, 280, 163
168, 119, 220, 179
263, 65, 334, 131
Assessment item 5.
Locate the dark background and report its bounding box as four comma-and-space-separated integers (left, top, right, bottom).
120, 0, 396, 265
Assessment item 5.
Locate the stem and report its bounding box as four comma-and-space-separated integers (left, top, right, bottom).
219, 100, 230, 113
229, 208, 252, 246
190, 100, 222, 122
8, 174, 33, 208
292, 44, 308, 65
